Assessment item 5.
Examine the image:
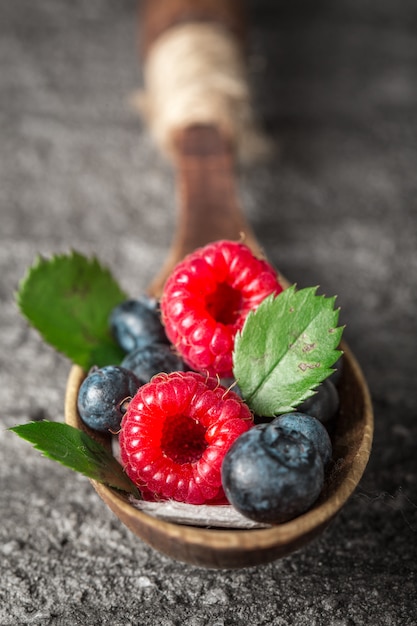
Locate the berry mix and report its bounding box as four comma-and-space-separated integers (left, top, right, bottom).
77, 240, 341, 525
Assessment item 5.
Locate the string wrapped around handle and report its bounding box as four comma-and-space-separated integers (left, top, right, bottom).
132, 19, 272, 162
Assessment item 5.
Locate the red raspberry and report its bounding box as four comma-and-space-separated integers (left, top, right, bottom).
160, 240, 283, 377
119, 371, 254, 504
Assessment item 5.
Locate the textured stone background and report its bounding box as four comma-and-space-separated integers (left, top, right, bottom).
1, 1, 416, 624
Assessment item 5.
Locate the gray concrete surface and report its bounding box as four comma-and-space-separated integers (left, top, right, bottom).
1, 1, 416, 624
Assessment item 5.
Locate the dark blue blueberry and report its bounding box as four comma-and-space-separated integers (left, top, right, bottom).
121, 343, 188, 382
221, 423, 325, 524
77, 365, 142, 432
272, 412, 332, 465
297, 379, 339, 424
109, 297, 168, 353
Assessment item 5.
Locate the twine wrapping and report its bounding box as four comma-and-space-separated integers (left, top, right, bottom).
132, 22, 272, 162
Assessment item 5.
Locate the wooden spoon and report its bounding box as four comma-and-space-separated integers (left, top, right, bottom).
64, 0, 373, 568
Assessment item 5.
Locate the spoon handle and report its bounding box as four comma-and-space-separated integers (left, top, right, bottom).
148, 125, 260, 296
138, 0, 260, 296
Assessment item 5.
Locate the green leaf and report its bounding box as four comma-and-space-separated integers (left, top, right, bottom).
9, 421, 141, 498
233, 285, 343, 416
17, 251, 127, 369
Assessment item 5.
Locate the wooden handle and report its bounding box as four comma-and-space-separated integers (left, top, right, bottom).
139, 0, 247, 57
147, 125, 260, 296
139, 0, 258, 297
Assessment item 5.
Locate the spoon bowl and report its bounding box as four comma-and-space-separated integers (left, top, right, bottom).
65, 338, 373, 569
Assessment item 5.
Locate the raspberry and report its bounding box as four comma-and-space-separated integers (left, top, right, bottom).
119, 371, 254, 504
160, 240, 283, 378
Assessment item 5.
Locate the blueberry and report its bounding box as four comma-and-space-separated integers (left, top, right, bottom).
297, 379, 339, 423
273, 412, 332, 465
121, 343, 188, 382
221, 423, 325, 524
109, 297, 168, 353
77, 365, 142, 432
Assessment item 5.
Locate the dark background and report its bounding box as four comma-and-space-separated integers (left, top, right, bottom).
1, 1, 416, 624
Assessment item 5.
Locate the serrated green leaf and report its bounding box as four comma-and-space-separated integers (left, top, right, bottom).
17, 252, 127, 369
9, 421, 140, 498
233, 285, 343, 416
